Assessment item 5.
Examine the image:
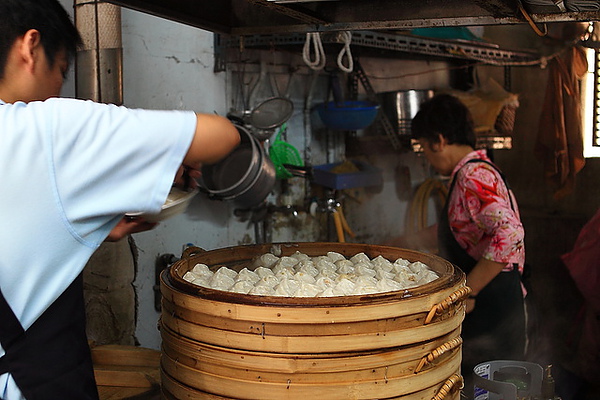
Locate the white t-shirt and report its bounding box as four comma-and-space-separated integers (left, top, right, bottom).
0, 97, 196, 399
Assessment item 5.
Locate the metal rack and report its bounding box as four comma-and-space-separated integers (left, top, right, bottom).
215, 29, 541, 70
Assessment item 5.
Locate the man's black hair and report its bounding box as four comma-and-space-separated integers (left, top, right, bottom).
411, 94, 476, 148
0, 0, 82, 79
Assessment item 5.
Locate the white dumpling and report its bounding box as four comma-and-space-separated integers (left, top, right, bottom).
253, 253, 279, 269
294, 271, 316, 284
372, 256, 394, 272
275, 256, 300, 270
312, 255, 330, 263
326, 251, 346, 263
335, 260, 355, 274
209, 274, 235, 291
355, 285, 379, 295
273, 266, 295, 281
230, 280, 255, 294
350, 252, 371, 265
394, 268, 418, 286
333, 278, 356, 296
183, 271, 197, 283
374, 267, 395, 280
315, 276, 335, 291
191, 263, 213, 278
214, 266, 238, 280
236, 268, 260, 284
416, 270, 439, 285
273, 278, 300, 297
217, 251, 436, 297
408, 261, 429, 274
297, 261, 319, 277
315, 270, 339, 281
318, 287, 337, 297
355, 275, 378, 288
315, 258, 337, 274
255, 274, 280, 288
248, 285, 275, 296
290, 251, 311, 262
376, 277, 404, 293
393, 258, 411, 268
191, 276, 211, 288
355, 262, 377, 278
294, 281, 321, 297
254, 266, 275, 278
392, 263, 412, 275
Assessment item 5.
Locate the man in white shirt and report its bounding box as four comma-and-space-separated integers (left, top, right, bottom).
0, 0, 240, 398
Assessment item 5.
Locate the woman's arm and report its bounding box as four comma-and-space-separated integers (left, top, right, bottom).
465, 257, 506, 313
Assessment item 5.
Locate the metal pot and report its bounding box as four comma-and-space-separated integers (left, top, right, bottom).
200, 124, 276, 209
378, 89, 434, 135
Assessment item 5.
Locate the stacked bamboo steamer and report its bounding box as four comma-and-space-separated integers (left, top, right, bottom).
160, 243, 469, 400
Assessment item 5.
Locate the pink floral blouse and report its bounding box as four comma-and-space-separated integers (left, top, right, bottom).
448, 150, 525, 272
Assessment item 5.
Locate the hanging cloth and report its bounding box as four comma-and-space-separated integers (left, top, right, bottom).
535, 46, 588, 200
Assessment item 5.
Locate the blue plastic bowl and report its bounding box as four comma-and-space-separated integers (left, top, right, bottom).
315, 101, 380, 131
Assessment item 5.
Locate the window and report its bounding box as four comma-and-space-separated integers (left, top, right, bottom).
582, 47, 600, 158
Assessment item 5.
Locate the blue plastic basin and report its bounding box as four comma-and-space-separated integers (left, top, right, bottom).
315, 101, 380, 131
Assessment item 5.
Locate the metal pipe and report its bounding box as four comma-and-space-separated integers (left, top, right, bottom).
74, 0, 123, 104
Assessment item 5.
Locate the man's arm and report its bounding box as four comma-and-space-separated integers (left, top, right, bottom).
183, 114, 240, 166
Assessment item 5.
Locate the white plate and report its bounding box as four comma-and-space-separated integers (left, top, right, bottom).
126, 188, 199, 222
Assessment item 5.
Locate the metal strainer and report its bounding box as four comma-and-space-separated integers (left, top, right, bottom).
268, 124, 304, 179
250, 97, 294, 130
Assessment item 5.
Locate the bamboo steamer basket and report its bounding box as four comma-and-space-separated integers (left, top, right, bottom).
160, 242, 468, 399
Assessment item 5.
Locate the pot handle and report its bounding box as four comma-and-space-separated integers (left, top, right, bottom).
432, 374, 464, 400
414, 337, 463, 373
181, 246, 207, 259
425, 286, 471, 324
283, 164, 313, 179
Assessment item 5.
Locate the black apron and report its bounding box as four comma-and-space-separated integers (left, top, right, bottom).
0, 274, 99, 400
438, 159, 526, 397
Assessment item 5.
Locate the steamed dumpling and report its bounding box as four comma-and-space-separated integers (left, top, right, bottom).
253, 253, 279, 269
248, 285, 275, 296
350, 252, 371, 265
185, 250, 439, 297
215, 266, 238, 280
254, 266, 275, 278
327, 251, 346, 263
236, 268, 260, 284
192, 263, 213, 278
273, 278, 300, 297
294, 281, 320, 297
209, 273, 235, 291
231, 280, 255, 294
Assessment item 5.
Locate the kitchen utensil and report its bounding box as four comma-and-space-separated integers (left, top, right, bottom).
315, 100, 379, 131
250, 97, 294, 130
125, 187, 198, 222
378, 89, 434, 135
199, 124, 276, 209
268, 124, 304, 179
244, 61, 295, 141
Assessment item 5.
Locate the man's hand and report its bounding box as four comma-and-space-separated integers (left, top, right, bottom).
105, 217, 158, 242
174, 164, 202, 190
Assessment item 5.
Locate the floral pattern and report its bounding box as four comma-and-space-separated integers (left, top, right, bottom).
448, 150, 525, 272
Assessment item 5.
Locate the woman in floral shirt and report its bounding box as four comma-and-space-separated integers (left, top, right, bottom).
411, 94, 526, 399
